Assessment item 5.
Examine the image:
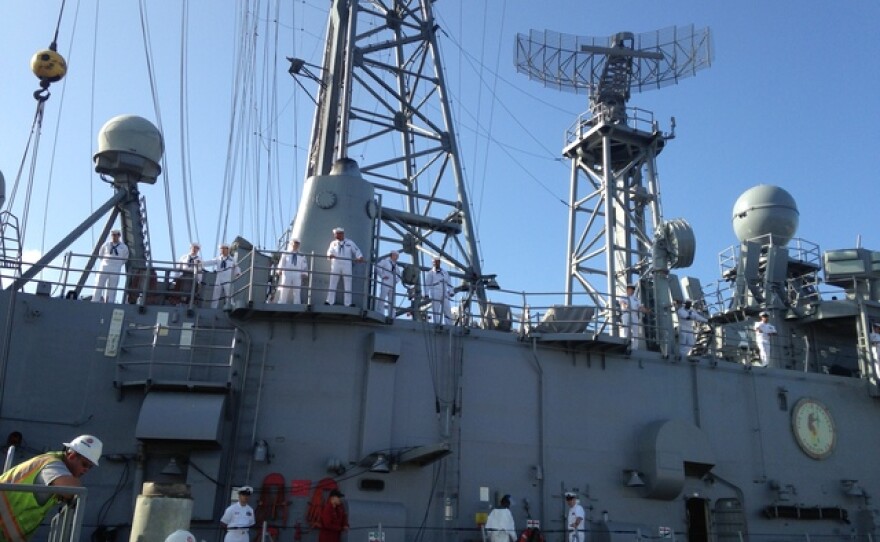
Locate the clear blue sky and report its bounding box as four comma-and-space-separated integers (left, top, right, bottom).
1, 1, 878, 300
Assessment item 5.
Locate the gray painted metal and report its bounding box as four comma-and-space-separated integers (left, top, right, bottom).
0, 3, 879, 542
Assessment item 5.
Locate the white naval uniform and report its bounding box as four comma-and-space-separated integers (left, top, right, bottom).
375, 256, 401, 316
204, 254, 241, 308
676, 306, 709, 357
485, 507, 516, 542
425, 267, 453, 324
753, 320, 777, 367
220, 502, 255, 542
177, 252, 203, 283
620, 294, 642, 350
94, 240, 130, 303
869, 330, 880, 379
326, 238, 363, 306
276, 251, 309, 304
567, 501, 586, 542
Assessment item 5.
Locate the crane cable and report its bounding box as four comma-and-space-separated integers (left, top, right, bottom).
7, 0, 69, 244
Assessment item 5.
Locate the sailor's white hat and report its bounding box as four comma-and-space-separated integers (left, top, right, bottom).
111, 229, 121, 235
333, 227, 344, 233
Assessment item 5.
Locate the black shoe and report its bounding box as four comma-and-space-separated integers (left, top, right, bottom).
324, 301, 330, 305
349, 304, 356, 307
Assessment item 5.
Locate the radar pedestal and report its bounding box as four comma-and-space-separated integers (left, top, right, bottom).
516, 25, 711, 348
9, 115, 163, 297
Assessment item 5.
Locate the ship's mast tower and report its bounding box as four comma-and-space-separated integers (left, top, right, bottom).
290, 0, 489, 305
515, 26, 712, 307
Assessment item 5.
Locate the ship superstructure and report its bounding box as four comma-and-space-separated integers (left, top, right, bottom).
0, 2, 878, 542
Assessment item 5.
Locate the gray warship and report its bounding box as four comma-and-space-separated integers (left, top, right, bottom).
1, 2, 879, 542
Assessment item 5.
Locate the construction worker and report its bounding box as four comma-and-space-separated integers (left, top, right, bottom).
164, 530, 195, 542
0, 435, 102, 541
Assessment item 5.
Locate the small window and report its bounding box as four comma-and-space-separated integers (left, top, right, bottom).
359, 479, 385, 492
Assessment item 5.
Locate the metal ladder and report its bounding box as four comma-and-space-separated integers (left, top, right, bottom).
0, 211, 22, 277
139, 194, 152, 261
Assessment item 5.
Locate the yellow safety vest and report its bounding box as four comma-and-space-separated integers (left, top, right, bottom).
0, 452, 64, 542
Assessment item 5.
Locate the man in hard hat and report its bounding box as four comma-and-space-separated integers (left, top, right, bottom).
220, 486, 255, 542
0, 435, 102, 541
164, 530, 195, 542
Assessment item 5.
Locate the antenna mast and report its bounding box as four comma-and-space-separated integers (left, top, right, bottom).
291, 0, 489, 305
515, 25, 712, 305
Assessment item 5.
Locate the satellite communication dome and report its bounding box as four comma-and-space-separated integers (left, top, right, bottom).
93, 115, 164, 184
732, 185, 799, 246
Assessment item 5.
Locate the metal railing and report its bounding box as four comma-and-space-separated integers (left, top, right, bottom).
0, 483, 88, 542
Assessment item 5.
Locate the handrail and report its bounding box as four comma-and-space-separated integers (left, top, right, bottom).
0, 483, 88, 542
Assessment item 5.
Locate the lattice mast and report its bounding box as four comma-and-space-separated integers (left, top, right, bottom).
294, 0, 488, 304
515, 26, 712, 306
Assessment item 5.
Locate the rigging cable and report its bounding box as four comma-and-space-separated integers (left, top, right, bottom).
178, 0, 199, 249
7, 0, 72, 247
137, 0, 176, 259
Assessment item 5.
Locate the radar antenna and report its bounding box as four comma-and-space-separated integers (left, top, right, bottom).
515, 25, 712, 315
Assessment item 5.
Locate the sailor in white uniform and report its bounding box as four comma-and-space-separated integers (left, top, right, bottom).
869, 322, 880, 379
204, 243, 241, 308
375, 251, 401, 316
275, 238, 309, 304
485, 494, 516, 542
620, 284, 648, 351
173, 242, 203, 303
753, 311, 777, 367
220, 486, 255, 542
176, 242, 203, 282
565, 492, 586, 542
325, 227, 364, 306
425, 257, 454, 324
93, 229, 129, 303
676, 300, 709, 357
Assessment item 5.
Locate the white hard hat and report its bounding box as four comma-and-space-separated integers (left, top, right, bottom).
63, 435, 103, 466
164, 530, 195, 542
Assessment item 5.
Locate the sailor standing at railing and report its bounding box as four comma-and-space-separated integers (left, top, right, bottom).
220, 486, 255, 542
753, 311, 777, 367
203, 243, 241, 308
620, 284, 649, 351
176, 242, 203, 282
676, 300, 709, 357
375, 251, 401, 317
275, 238, 309, 304
869, 322, 880, 379
93, 229, 129, 303
425, 257, 454, 324
325, 227, 364, 307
